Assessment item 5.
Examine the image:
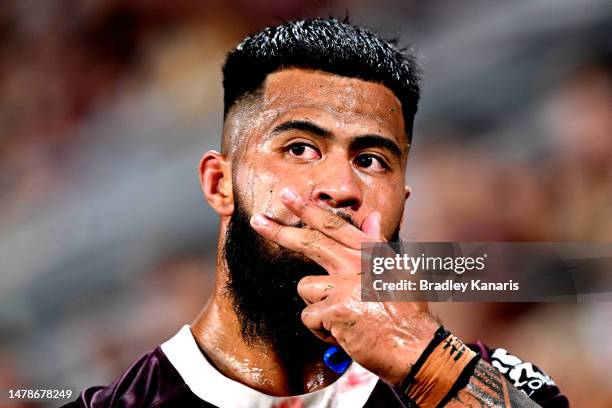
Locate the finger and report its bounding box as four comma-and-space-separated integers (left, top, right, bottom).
279, 188, 373, 249
301, 303, 338, 345
360, 211, 383, 239
297, 275, 337, 305
250, 213, 355, 273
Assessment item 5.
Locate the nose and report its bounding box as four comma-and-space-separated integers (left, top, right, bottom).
311, 160, 363, 211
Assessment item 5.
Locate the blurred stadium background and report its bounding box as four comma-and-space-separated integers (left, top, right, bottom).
1, 0, 611, 406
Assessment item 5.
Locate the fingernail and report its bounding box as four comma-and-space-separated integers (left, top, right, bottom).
373, 211, 381, 225
280, 187, 298, 202
251, 213, 269, 227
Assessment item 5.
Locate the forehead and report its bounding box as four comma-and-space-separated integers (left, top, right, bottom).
258, 68, 406, 142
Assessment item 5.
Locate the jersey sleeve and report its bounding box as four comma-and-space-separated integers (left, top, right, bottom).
61, 347, 210, 408
469, 341, 570, 407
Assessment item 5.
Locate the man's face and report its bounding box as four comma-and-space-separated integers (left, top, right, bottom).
232, 68, 408, 239
224, 68, 409, 355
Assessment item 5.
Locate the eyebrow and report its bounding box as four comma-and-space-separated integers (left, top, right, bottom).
271, 120, 331, 137
349, 135, 404, 161
270, 119, 404, 160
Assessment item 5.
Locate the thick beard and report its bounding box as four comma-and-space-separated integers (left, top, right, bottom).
223, 197, 328, 358
223, 194, 401, 358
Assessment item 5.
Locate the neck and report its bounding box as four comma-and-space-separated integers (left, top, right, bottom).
190, 220, 341, 396
190, 289, 340, 396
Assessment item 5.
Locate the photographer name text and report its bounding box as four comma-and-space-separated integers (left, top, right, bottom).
372, 279, 519, 292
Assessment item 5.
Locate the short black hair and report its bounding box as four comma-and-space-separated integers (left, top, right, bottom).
222, 17, 421, 140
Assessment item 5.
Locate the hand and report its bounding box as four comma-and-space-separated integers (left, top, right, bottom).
250, 187, 439, 386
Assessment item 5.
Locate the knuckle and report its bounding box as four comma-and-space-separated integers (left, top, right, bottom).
322, 316, 335, 332
298, 275, 314, 287
323, 214, 344, 231
330, 302, 351, 319
329, 324, 342, 340
301, 306, 316, 324
297, 276, 313, 293
300, 229, 322, 248
271, 224, 283, 240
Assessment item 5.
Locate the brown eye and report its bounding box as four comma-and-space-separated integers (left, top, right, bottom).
354, 154, 387, 172
287, 143, 320, 160
290, 145, 305, 155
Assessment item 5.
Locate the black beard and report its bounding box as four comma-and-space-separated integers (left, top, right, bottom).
223, 194, 401, 358
223, 197, 328, 358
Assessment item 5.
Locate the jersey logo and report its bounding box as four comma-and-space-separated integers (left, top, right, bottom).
490, 348, 555, 397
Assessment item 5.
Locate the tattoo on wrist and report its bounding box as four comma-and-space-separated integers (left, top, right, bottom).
448, 360, 540, 407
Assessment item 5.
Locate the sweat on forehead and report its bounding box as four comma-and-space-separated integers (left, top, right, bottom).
221, 69, 408, 158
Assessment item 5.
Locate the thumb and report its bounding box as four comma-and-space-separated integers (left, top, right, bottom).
361, 211, 382, 239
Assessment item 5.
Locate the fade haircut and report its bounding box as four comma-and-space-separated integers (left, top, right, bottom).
221, 17, 421, 154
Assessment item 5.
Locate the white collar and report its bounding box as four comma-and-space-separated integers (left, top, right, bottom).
161, 325, 379, 408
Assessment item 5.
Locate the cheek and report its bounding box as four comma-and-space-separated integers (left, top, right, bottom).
234, 160, 279, 214
363, 182, 405, 233
235, 159, 311, 222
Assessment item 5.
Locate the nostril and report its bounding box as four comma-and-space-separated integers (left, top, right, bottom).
317, 193, 338, 207
342, 198, 360, 210
316, 193, 359, 210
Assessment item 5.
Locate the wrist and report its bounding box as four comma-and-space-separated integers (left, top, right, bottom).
396, 326, 480, 408
387, 314, 439, 387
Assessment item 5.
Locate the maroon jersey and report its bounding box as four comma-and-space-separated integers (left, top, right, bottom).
64, 325, 568, 407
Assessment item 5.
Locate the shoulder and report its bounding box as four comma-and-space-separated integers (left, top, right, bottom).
64, 347, 212, 408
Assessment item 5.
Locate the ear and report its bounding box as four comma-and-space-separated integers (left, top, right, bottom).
400, 184, 412, 226
404, 185, 411, 200
199, 150, 233, 216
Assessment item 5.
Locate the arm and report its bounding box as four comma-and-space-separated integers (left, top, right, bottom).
250, 189, 565, 407
446, 359, 540, 407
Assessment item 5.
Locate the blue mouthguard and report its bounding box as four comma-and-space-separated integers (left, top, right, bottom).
323, 346, 352, 374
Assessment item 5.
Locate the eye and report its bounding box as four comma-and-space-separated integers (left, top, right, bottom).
286, 143, 320, 160
354, 154, 388, 172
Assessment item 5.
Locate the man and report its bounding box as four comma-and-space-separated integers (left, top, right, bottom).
66, 18, 568, 407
